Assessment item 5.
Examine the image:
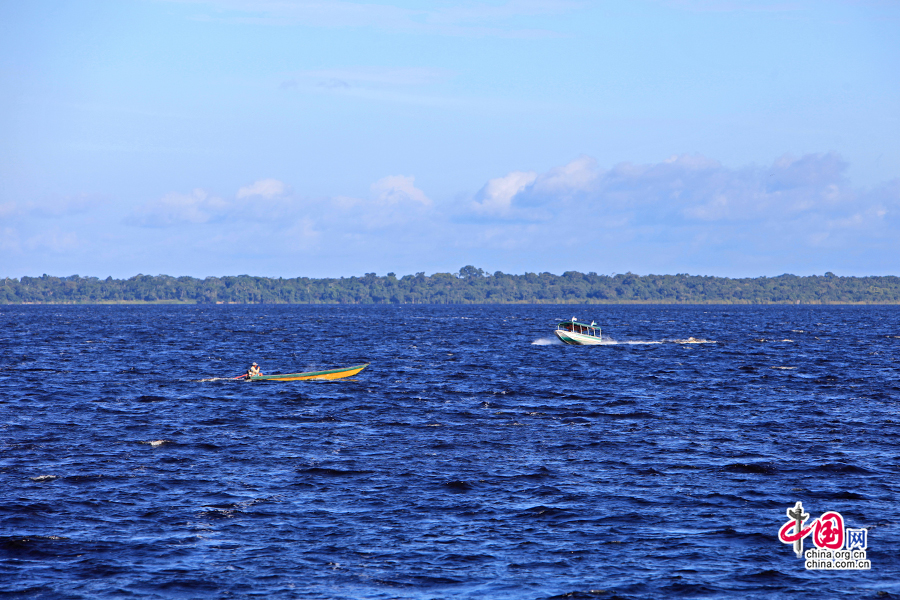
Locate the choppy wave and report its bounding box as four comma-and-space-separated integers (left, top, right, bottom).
1, 303, 896, 599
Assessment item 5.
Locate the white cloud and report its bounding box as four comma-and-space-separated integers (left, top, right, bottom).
371, 175, 431, 206
454, 151, 898, 271
237, 179, 288, 199
80, 153, 900, 278
527, 152, 854, 223
472, 170, 537, 215
532, 155, 599, 196
122, 174, 433, 235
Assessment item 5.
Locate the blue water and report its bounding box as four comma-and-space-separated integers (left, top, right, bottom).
1, 304, 898, 599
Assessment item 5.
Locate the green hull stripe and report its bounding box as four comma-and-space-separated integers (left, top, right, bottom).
249, 363, 369, 381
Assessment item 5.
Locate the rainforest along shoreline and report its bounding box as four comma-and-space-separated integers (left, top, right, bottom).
4, 268, 900, 305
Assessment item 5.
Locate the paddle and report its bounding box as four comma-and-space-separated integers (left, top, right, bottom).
232, 374, 247, 379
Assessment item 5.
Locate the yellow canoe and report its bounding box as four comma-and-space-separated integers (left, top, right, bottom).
247, 363, 369, 382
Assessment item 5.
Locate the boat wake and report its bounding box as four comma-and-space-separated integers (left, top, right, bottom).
536, 337, 716, 346
604, 338, 716, 345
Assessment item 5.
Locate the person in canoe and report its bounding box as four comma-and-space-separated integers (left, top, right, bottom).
246, 362, 262, 378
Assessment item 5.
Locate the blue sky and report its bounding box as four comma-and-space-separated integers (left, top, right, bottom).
1, 0, 898, 278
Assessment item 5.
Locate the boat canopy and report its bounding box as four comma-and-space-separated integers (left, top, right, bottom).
557, 319, 597, 328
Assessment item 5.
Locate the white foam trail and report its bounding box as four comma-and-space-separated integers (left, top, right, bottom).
533, 337, 714, 346
579, 337, 663, 345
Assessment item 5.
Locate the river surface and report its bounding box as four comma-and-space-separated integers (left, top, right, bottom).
1, 304, 898, 599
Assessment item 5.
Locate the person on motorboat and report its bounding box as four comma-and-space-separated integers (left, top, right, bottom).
247, 362, 262, 378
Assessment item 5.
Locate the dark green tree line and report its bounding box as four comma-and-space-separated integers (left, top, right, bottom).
3, 269, 900, 304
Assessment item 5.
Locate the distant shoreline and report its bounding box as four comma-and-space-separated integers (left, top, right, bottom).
4, 269, 900, 305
